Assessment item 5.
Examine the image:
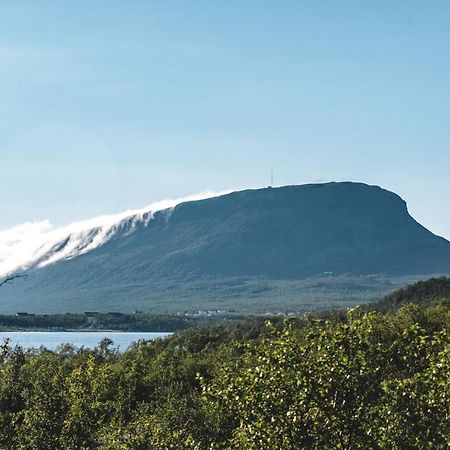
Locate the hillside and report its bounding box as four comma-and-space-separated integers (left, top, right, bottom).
1, 182, 449, 313
373, 276, 450, 312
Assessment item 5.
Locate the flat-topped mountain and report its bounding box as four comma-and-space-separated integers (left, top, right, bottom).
2, 182, 449, 313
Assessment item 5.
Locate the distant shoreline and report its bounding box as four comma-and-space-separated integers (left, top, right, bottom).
0, 328, 146, 333
0, 312, 246, 334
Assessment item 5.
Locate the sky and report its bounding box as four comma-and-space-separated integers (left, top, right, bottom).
1, 1, 449, 240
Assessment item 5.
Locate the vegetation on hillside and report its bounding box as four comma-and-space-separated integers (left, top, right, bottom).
372, 276, 450, 312
3, 277, 448, 332
0, 296, 449, 448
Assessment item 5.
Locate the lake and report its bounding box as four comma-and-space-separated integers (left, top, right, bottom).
0, 331, 172, 351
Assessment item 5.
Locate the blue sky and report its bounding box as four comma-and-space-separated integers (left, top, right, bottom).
1, 1, 449, 239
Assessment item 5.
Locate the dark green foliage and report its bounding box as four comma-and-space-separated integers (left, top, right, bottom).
0, 312, 246, 332
0, 303, 449, 449
373, 276, 450, 312
0, 313, 87, 330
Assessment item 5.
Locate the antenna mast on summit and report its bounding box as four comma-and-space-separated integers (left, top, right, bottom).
271, 169, 274, 187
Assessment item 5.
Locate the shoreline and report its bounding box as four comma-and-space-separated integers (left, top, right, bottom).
0, 328, 174, 333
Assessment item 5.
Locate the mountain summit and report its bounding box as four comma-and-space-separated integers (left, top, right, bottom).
2, 182, 450, 313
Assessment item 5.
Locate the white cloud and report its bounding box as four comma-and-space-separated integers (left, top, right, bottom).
0, 190, 231, 277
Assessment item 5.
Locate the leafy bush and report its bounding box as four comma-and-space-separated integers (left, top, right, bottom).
0, 304, 448, 449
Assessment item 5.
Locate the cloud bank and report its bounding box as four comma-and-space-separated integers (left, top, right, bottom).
0, 191, 230, 277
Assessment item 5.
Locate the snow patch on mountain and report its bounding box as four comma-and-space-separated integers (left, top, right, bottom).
0, 191, 229, 277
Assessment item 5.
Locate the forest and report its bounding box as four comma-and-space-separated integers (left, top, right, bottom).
0, 311, 243, 333
0, 278, 449, 449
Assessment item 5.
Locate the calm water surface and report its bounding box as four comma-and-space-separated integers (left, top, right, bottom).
0, 331, 172, 351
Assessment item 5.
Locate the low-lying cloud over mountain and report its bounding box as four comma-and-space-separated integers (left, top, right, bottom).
0, 191, 229, 277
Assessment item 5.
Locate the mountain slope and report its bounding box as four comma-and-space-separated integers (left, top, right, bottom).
2, 182, 450, 313
372, 276, 450, 312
